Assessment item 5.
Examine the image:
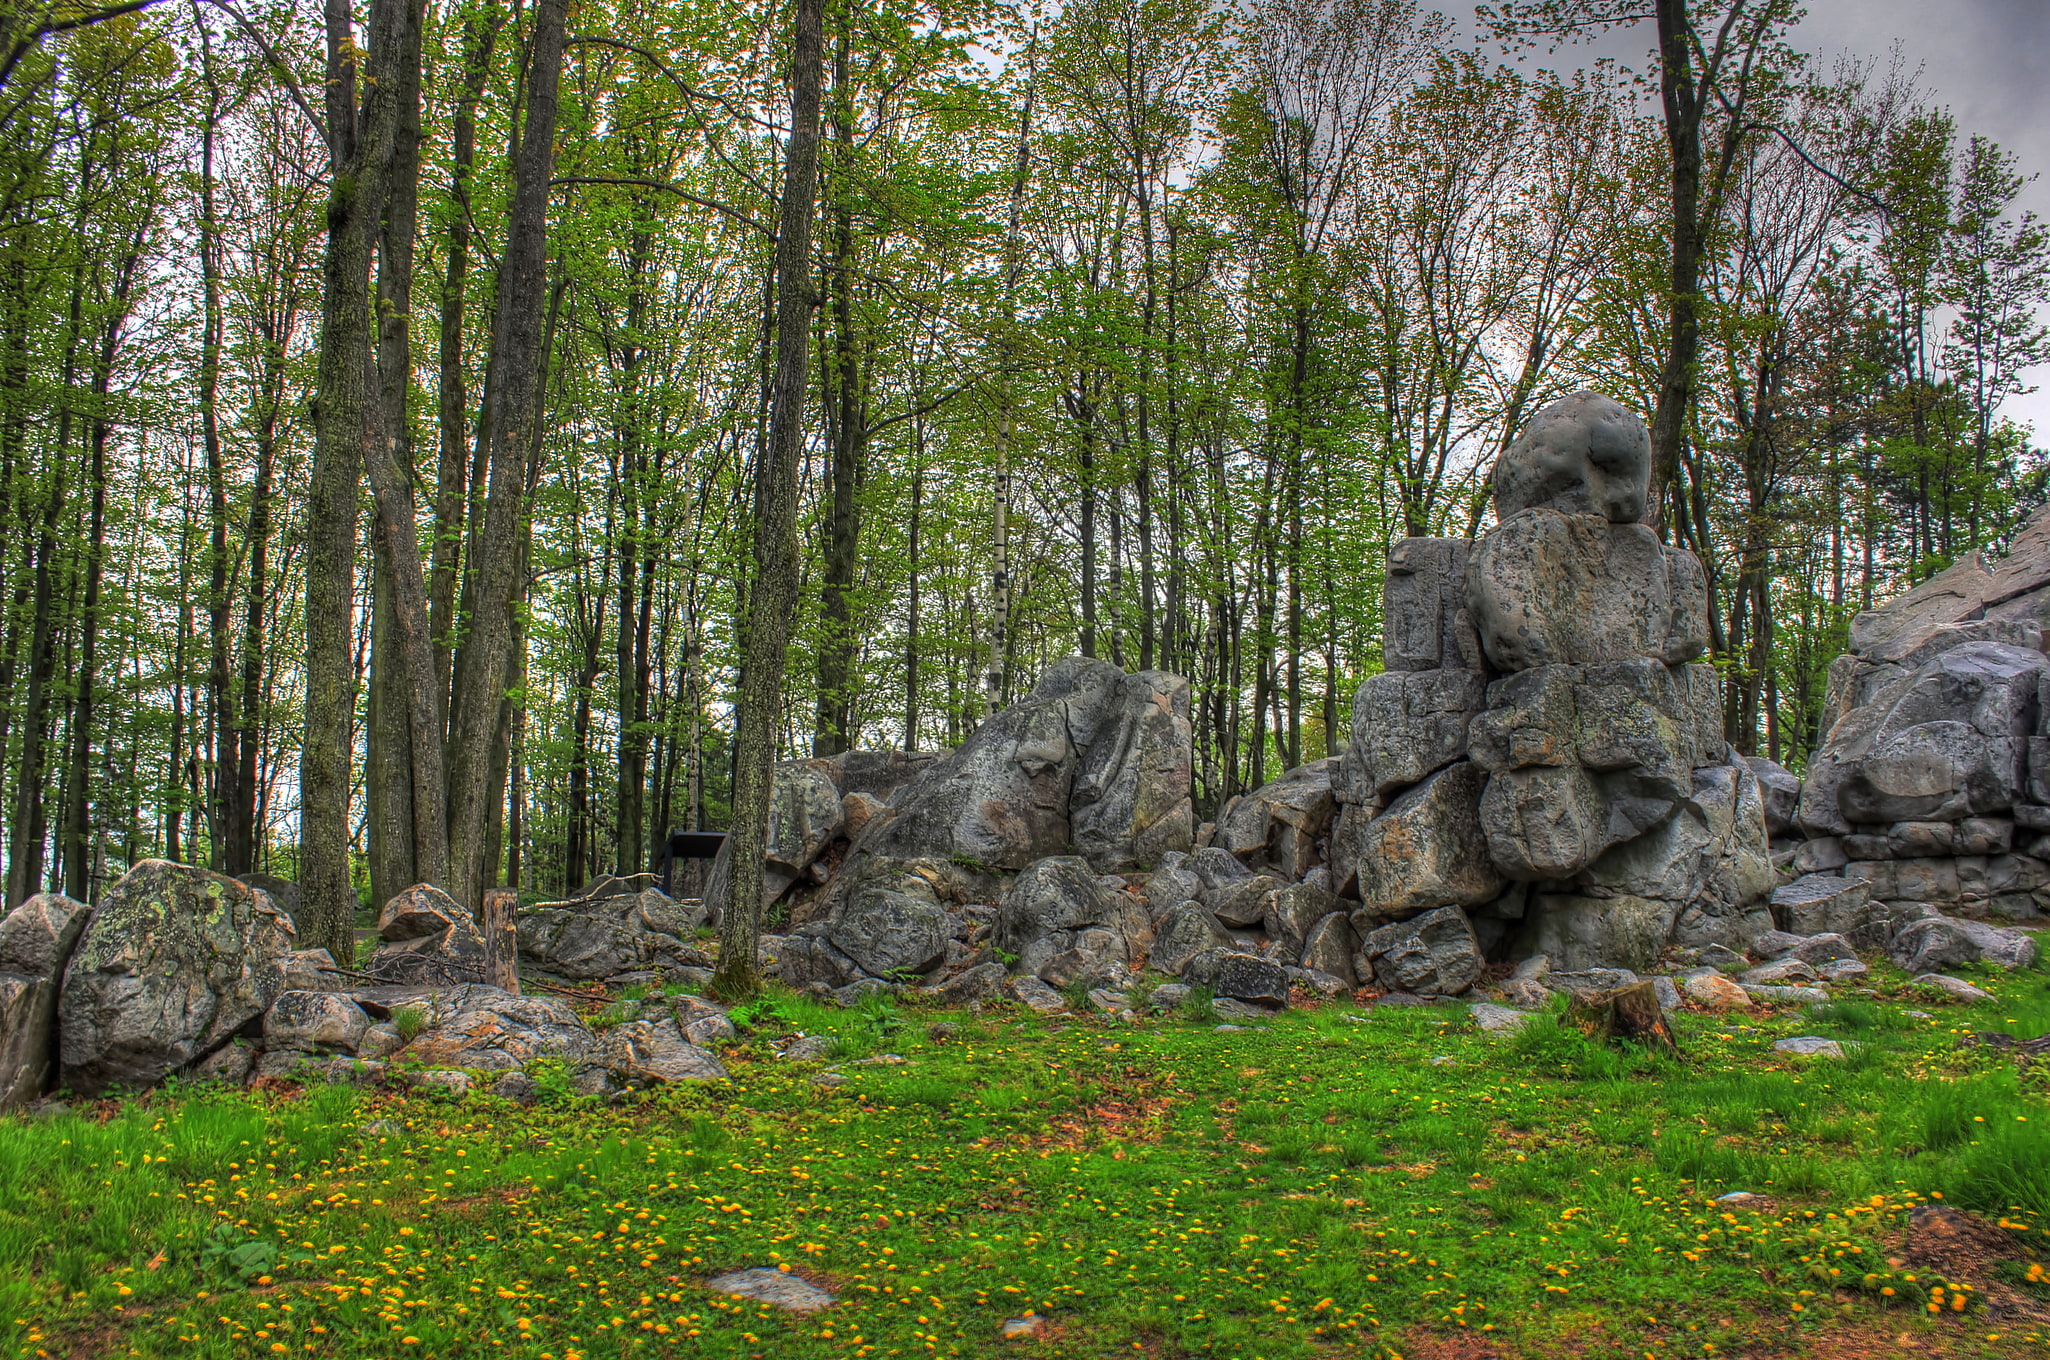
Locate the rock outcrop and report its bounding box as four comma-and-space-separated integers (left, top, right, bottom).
0, 893, 90, 1109
1327, 392, 1776, 972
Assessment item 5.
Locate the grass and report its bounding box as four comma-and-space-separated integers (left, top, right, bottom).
1, 955, 2045, 1360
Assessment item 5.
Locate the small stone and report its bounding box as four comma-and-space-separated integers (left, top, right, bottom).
1211, 997, 1273, 1021
1510, 954, 1551, 981
1748, 930, 1806, 960
1773, 1037, 1846, 1058
811, 1072, 849, 1087
1212, 1024, 1249, 1033
1373, 991, 1431, 1007
1086, 988, 1129, 1012
1496, 977, 1551, 1009
779, 1035, 833, 1061
1699, 943, 1747, 971
851, 1053, 908, 1065
680, 1013, 736, 1047
490, 1072, 538, 1103
926, 1022, 959, 1042
411, 1069, 472, 1098
360, 1119, 403, 1138
1740, 958, 1818, 986
1470, 1002, 1532, 1034
1429, 1055, 1457, 1065
1001, 1316, 1046, 1339
1742, 985, 1831, 1004
1683, 973, 1751, 1009
1716, 1191, 1764, 1205
1007, 977, 1068, 1014
1912, 974, 1994, 1003
1904, 1010, 1934, 1020
1147, 983, 1191, 1013
1651, 976, 1681, 1013
1814, 958, 1869, 982
707, 1267, 835, 1314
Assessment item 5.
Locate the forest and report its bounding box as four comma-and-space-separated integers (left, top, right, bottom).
1, 0, 2046, 959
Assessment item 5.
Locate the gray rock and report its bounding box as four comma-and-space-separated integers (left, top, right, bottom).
922, 961, 1007, 1008
830, 978, 898, 1008
359, 1023, 405, 1060
1352, 761, 1506, 916
1814, 958, 1870, 981
1344, 669, 1486, 803
1911, 973, 1995, 1002
1786, 933, 1857, 965
411, 1069, 472, 1097
1086, 988, 1128, 1012
1542, 968, 1640, 1000
1288, 968, 1351, 996
1772, 875, 1874, 937
680, 1012, 736, 1047
570, 1066, 619, 1098
1790, 837, 1850, 874
1699, 943, 1747, 970
1147, 983, 1191, 1012
366, 883, 488, 985
1888, 916, 2038, 973
1359, 907, 1484, 997
709, 1267, 835, 1314
1739, 958, 1818, 986
1298, 913, 1359, 986
192, 1041, 255, 1085
1742, 985, 1830, 1004
1149, 902, 1232, 977
1467, 509, 1708, 672
1070, 669, 1198, 873
1211, 997, 1273, 1021
1496, 977, 1551, 1008
263, 991, 373, 1054
1381, 536, 1484, 673
1511, 954, 1551, 980
1180, 949, 1290, 1006
58, 860, 296, 1096
407, 989, 595, 1071
1208, 875, 1280, 929
1651, 976, 1682, 1012
829, 874, 951, 980
592, 1020, 729, 1083
1773, 1037, 1845, 1057
1683, 972, 1751, 1008
1746, 757, 1802, 838
378, 883, 463, 942
1215, 760, 1337, 881
490, 1072, 538, 1103
1006, 976, 1067, 1013
996, 856, 1142, 982
1470, 1002, 1532, 1034
1748, 930, 1807, 960
1264, 883, 1337, 954
518, 888, 707, 982
1140, 863, 1205, 920
779, 1035, 834, 1061
1492, 391, 1652, 525
0, 893, 89, 1110
274, 948, 348, 993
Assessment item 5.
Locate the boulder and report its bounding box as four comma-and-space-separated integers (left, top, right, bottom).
1298, 913, 1358, 986
405, 989, 595, 1071
1208, 875, 1281, 930
235, 873, 302, 922
1841, 858, 1961, 903
1140, 859, 1205, 920
1771, 875, 1873, 936
1746, 757, 1802, 838
592, 1020, 728, 1084
1888, 916, 2038, 973
1912, 973, 1996, 1003
1148, 902, 1233, 977
829, 749, 943, 802
377, 883, 463, 941
0, 893, 89, 1110
1351, 762, 1506, 915
923, 961, 1007, 1007
849, 659, 1192, 876
995, 856, 1144, 983
518, 888, 707, 981
1791, 837, 1850, 874
275, 948, 348, 992
263, 991, 372, 1054
1682, 972, 1750, 1010
1466, 508, 1708, 672
1263, 883, 1337, 955
1343, 669, 1487, 805
58, 860, 296, 1096
1180, 949, 1290, 1007
1381, 536, 1484, 672
1358, 906, 1483, 997
1492, 391, 1652, 525
1215, 759, 1337, 880
365, 883, 488, 985
1785, 933, 1857, 965
827, 874, 951, 980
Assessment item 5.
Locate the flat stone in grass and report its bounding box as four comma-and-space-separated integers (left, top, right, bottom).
1742, 984, 1830, 1004
707, 1267, 834, 1313
1912, 973, 1994, 1002
1773, 1037, 1846, 1057
1470, 1002, 1531, 1034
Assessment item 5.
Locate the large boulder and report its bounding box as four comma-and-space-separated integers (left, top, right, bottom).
825, 872, 951, 980
845, 658, 1192, 875
1466, 509, 1709, 672
365, 884, 488, 985
1180, 948, 1290, 1006
0, 893, 89, 1110
1771, 874, 1874, 936
1381, 536, 1485, 673
1491, 391, 1652, 525
1888, 916, 2039, 973
518, 887, 707, 981
1351, 762, 1505, 917
1215, 759, 1337, 880
592, 1019, 728, 1084
1148, 902, 1232, 976
995, 856, 1145, 984
58, 861, 297, 1095
405, 988, 596, 1071
263, 991, 373, 1054
1342, 670, 1486, 804
1357, 906, 1484, 997
1745, 756, 1802, 838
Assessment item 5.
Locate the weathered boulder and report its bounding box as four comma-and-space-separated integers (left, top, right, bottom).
1343, 670, 1486, 804
1215, 759, 1337, 880
405, 989, 595, 1071
0, 893, 89, 1110
1148, 902, 1233, 977
366, 899, 487, 986
1298, 912, 1358, 986
1180, 949, 1290, 1006
1207, 874, 1281, 929
1357, 906, 1484, 997
1351, 761, 1505, 915
378, 883, 461, 941
1263, 882, 1337, 955
592, 1020, 728, 1084
1887, 916, 2038, 973
827, 873, 951, 980
848, 659, 1192, 876
702, 759, 846, 913
235, 873, 302, 923
1492, 391, 1652, 525
1771, 874, 1873, 936
518, 888, 707, 981
263, 991, 373, 1054
1466, 509, 1708, 672
59, 861, 296, 1096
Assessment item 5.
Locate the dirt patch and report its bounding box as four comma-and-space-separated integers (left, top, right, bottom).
1900, 1205, 2050, 1327
1023, 1064, 1179, 1152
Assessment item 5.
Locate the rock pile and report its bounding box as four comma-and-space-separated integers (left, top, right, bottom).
1325, 392, 1776, 978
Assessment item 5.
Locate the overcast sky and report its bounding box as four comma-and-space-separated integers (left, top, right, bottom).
1477, 0, 2050, 439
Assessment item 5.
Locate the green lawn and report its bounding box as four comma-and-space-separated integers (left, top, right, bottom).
3, 953, 2047, 1360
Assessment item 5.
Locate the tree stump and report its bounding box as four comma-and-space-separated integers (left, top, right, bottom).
482, 887, 521, 994
1564, 980, 1676, 1051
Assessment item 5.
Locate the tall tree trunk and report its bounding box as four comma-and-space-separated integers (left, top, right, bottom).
446, 0, 570, 913
715, 0, 823, 999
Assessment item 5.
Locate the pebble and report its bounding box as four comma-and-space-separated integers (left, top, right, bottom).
359, 1119, 402, 1138
1717, 1191, 1765, 1205
1772, 1037, 1847, 1058
1000, 1316, 1046, 1339
1429, 1055, 1456, 1066
1212, 1024, 1250, 1033
851, 1053, 908, 1065
811, 1073, 849, 1087
1904, 1010, 1934, 1020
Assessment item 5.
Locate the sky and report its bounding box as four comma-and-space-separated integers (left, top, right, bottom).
1478, 0, 2050, 440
